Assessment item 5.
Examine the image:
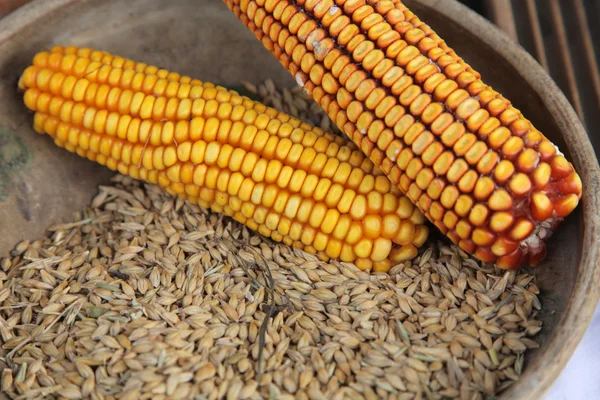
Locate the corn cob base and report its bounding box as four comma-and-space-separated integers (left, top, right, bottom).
18, 46, 429, 272
224, 0, 582, 269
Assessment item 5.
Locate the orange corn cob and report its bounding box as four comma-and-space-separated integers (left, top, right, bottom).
18, 47, 429, 272
224, 0, 583, 269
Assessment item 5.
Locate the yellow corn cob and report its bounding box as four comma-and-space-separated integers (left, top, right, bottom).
18, 48, 429, 272
33, 45, 367, 161
224, 0, 583, 269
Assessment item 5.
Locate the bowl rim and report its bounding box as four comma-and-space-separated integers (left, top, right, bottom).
2, 1, 600, 399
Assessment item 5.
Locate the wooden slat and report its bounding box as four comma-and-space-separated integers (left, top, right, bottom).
525, 0, 549, 70
573, 0, 600, 106
0, 0, 31, 18
548, 0, 585, 120
488, 0, 600, 139
483, 0, 518, 42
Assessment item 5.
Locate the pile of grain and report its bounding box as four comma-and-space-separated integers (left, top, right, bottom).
0, 81, 542, 400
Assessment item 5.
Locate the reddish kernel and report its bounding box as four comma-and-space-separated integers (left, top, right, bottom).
491, 238, 519, 257
509, 219, 535, 241
531, 192, 553, 221
556, 171, 583, 195
458, 239, 476, 254
550, 155, 572, 179
474, 247, 496, 262
554, 194, 579, 217
497, 248, 525, 270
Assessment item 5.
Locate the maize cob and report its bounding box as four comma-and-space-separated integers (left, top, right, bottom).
33, 46, 365, 159
224, 0, 583, 269
18, 48, 429, 272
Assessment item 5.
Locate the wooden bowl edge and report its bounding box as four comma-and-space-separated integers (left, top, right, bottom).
1, 1, 599, 400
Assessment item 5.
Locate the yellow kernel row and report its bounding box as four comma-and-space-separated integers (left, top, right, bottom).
24, 86, 405, 200
20, 63, 381, 175
32, 48, 362, 151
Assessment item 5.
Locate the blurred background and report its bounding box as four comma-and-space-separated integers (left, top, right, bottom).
471, 0, 600, 154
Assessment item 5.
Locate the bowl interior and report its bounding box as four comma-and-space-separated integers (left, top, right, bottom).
0, 1, 596, 399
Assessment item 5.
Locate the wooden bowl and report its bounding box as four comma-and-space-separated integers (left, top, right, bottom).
1, 0, 599, 398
